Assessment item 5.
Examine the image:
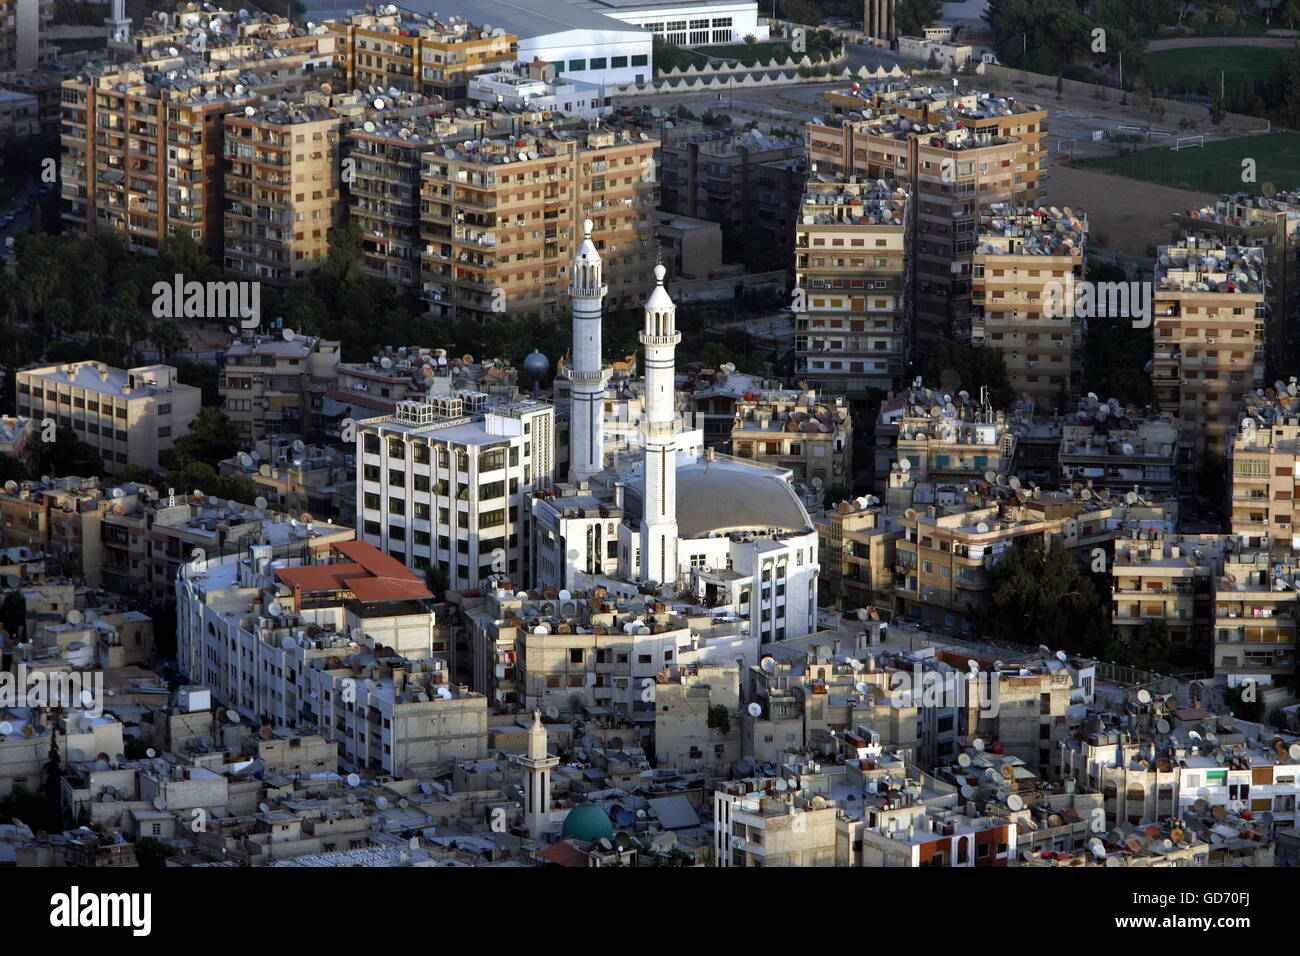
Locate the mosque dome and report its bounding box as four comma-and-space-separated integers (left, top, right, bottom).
561, 800, 614, 843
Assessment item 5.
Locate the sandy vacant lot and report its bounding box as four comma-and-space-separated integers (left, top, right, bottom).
1043, 165, 1217, 259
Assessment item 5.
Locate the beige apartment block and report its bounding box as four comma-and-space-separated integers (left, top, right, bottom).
417, 123, 659, 321
1110, 533, 1233, 648
730, 388, 852, 487
16, 362, 200, 473
1174, 191, 1300, 371
60, 14, 339, 257
972, 203, 1086, 409
813, 496, 896, 611
325, 10, 517, 102
1213, 553, 1297, 684
811, 83, 1047, 345
219, 332, 341, 441
223, 99, 346, 283
794, 179, 910, 395
1229, 388, 1300, 554
1153, 238, 1267, 468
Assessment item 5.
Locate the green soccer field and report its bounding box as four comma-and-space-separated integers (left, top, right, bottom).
1143, 47, 1291, 91
1074, 132, 1300, 194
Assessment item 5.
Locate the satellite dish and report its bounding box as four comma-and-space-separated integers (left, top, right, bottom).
1156, 718, 1170, 734
971, 738, 985, 752
146, 748, 157, 758
282, 636, 296, 651
1290, 743, 1300, 761
1007, 794, 1024, 811
347, 773, 361, 787
957, 752, 972, 767
760, 657, 775, 674
1137, 688, 1152, 704
227, 709, 240, 724
375, 797, 389, 810
747, 703, 762, 718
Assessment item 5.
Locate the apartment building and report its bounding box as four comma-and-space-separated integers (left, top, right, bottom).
0, 476, 352, 601
219, 331, 341, 441
327, 347, 520, 423
175, 539, 487, 776
1110, 532, 1233, 649
223, 97, 347, 283
1175, 192, 1300, 371
1214, 553, 1297, 686
1228, 387, 1300, 554
355, 392, 556, 593
894, 490, 1144, 633
971, 203, 1086, 409
714, 778, 839, 867
729, 388, 852, 487
876, 382, 1014, 504
0, 0, 52, 73
1152, 238, 1267, 467
59, 14, 338, 257
658, 128, 803, 270
809, 84, 1047, 346
218, 437, 356, 523
454, 580, 753, 716
1058, 409, 1179, 497
813, 495, 896, 611
418, 121, 659, 321
794, 179, 910, 395
324, 9, 518, 102
1061, 721, 1300, 835
16, 362, 201, 472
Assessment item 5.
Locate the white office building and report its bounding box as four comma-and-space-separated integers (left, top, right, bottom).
355, 390, 556, 591
366, 0, 769, 86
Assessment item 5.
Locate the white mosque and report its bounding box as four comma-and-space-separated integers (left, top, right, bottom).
530, 221, 821, 643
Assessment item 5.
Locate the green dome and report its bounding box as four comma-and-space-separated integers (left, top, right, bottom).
561, 801, 614, 843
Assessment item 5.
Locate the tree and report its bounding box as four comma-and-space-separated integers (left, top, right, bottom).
164, 407, 241, 470
135, 836, 180, 868
43, 730, 63, 832
707, 705, 732, 735
897, 0, 944, 38
32, 427, 102, 478
973, 537, 1107, 653
0, 453, 29, 484
921, 342, 1016, 409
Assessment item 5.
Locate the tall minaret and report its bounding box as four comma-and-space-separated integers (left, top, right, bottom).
567, 219, 610, 483
639, 261, 681, 586
519, 711, 558, 840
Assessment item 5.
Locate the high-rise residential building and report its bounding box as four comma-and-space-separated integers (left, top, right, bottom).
355, 390, 556, 593
1228, 387, 1300, 555
15, 362, 201, 472
418, 122, 659, 321
0, 0, 53, 73
971, 203, 1086, 410
809, 83, 1047, 347
794, 179, 910, 396
223, 97, 347, 283
657, 128, 804, 270
1174, 192, 1300, 373
1110, 533, 1234, 651
1213, 553, 1298, 686
324, 10, 518, 102
219, 331, 341, 441
1152, 238, 1267, 469
59, 11, 339, 257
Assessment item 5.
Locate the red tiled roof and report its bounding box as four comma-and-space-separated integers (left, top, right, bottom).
538, 840, 587, 867
274, 540, 432, 604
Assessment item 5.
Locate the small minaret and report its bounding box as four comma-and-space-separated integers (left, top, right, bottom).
639, 259, 681, 586
519, 710, 558, 839
105, 0, 132, 45
567, 218, 610, 483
